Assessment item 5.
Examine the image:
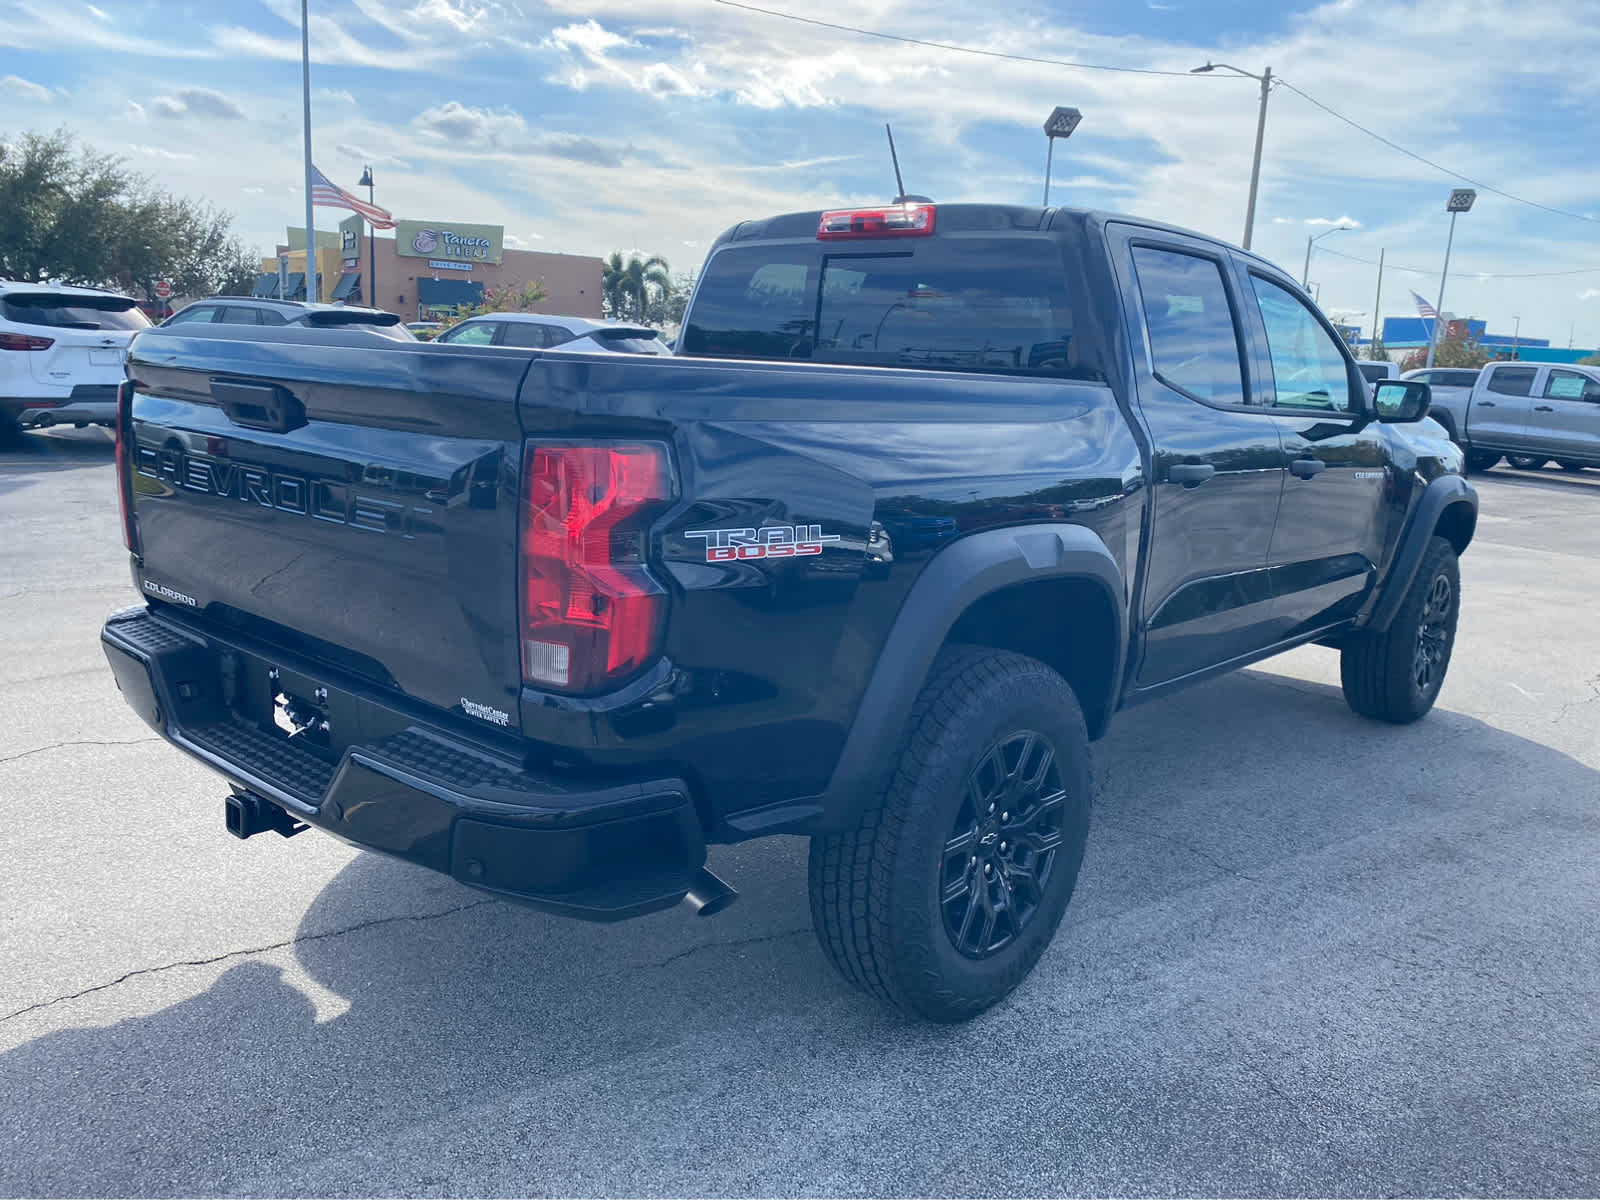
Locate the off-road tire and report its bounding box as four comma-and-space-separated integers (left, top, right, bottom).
808, 646, 1091, 1022
1464, 449, 1501, 473
1340, 535, 1460, 724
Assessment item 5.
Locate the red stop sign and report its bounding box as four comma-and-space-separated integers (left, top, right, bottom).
154, 280, 172, 300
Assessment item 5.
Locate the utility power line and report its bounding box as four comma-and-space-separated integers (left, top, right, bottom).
707, 0, 1223, 77
707, 0, 1600, 229
1320, 246, 1600, 280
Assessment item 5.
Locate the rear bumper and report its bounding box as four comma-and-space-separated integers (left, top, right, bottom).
101, 606, 708, 921
4, 386, 118, 427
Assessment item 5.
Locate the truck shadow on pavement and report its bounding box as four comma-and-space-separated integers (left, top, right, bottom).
3, 668, 1599, 1196
0, 427, 115, 496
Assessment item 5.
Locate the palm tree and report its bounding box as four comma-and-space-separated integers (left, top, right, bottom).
603, 251, 671, 323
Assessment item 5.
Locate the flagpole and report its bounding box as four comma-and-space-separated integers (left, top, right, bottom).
301, 0, 318, 302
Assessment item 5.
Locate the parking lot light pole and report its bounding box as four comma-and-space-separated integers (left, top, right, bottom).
1191, 62, 1271, 250
1302, 224, 1351, 288
1426, 189, 1477, 369
1369, 248, 1385, 360
359, 165, 376, 310
1042, 106, 1083, 206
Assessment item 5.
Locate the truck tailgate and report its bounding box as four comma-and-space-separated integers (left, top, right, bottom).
125, 330, 533, 729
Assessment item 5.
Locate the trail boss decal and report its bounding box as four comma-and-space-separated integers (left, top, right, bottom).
685, 525, 842, 562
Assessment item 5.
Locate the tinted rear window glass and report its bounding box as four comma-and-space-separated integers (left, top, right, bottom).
684, 238, 1098, 379
499, 322, 549, 348
2, 294, 149, 330
1444, 369, 1479, 386
1487, 367, 1537, 396
592, 330, 666, 354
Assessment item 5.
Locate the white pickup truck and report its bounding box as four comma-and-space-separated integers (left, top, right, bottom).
1407, 361, 1600, 472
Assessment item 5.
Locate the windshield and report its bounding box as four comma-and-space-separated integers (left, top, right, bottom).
1, 294, 150, 331
683, 237, 1100, 380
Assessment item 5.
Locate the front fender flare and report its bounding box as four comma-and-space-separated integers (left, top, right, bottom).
1367, 474, 1478, 632
731, 524, 1127, 837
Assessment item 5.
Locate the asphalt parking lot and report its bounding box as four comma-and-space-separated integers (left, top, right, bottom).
2, 425, 1597, 1197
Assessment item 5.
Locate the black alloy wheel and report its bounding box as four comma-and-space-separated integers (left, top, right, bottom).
1413, 570, 1455, 698
939, 731, 1065, 959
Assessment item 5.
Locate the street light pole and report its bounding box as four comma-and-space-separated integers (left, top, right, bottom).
1302, 224, 1351, 288
359, 165, 376, 311
1369, 248, 1385, 360
1426, 189, 1477, 370
1191, 62, 1271, 250
1041, 106, 1083, 207
1511, 315, 1520, 359
300, 0, 317, 302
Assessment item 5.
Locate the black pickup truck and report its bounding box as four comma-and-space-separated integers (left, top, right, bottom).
104, 202, 1477, 1020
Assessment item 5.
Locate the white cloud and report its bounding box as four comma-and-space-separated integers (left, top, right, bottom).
1, 75, 54, 102
127, 143, 198, 161
317, 88, 357, 104
1579, 289, 1600, 301
124, 100, 145, 120
242, 186, 266, 195
152, 88, 245, 120
1305, 215, 1363, 227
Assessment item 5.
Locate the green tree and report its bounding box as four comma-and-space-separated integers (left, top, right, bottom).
1364, 336, 1390, 363
0, 128, 258, 300
433, 278, 549, 332
1399, 327, 1490, 372
656, 270, 695, 327
603, 251, 670, 323
1579, 352, 1600, 366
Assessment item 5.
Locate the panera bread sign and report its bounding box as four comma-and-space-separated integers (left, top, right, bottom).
395, 219, 504, 265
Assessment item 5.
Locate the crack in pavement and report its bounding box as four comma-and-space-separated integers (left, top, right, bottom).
648, 926, 811, 970
0, 898, 497, 1026
0, 738, 161, 766
1097, 817, 1262, 883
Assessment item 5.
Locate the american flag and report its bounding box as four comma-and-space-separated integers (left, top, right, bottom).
310, 165, 395, 229
1411, 290, 1438, 320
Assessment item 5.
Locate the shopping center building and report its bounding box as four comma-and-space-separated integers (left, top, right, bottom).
256, 216, 604, 320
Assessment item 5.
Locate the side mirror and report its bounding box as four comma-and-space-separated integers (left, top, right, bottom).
1373, 379, 1431, 423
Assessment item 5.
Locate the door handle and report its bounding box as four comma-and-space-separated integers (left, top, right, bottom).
1289, 457, 1327, 479
1167, 463, 1216, 487
1478, 400, 1496, 407
1534, 405, 1555, 412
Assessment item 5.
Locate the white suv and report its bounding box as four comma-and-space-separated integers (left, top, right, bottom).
0, 282, 149, 434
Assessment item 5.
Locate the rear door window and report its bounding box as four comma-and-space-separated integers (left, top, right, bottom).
684, 238, 1096, 379
165, 306, 217, 326
1129, 246, 1247, 407
1544, 369, 1600, 402
216, 307, 261, 325
498, 322, 550, 348
1486, 366, 1537, 396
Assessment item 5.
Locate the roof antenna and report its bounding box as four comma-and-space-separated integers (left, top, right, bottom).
885, 123, 907, 204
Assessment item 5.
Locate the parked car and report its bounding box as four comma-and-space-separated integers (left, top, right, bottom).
405, 321, 443, 340
1425, 360, 1600, 472
1401, 367, 1481, 447
163, 298, 414, 339
105, 200, 1475, 1021
1, 281, 149, 434
1356, 360, 1399, 385
434, 313, 669, 354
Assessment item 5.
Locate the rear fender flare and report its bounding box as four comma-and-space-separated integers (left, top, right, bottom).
815, 524, 1126, 833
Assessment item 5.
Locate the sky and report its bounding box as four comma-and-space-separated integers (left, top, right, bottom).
2, 0, 1599, 346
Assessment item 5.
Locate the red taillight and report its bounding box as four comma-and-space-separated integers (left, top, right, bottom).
817, 204, 936, 240
520, 443, 672, 693
115, 380, 138, 554
0, 332, 55, 351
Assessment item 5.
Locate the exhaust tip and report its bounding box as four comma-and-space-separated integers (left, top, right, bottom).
684, 867, 738, 917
